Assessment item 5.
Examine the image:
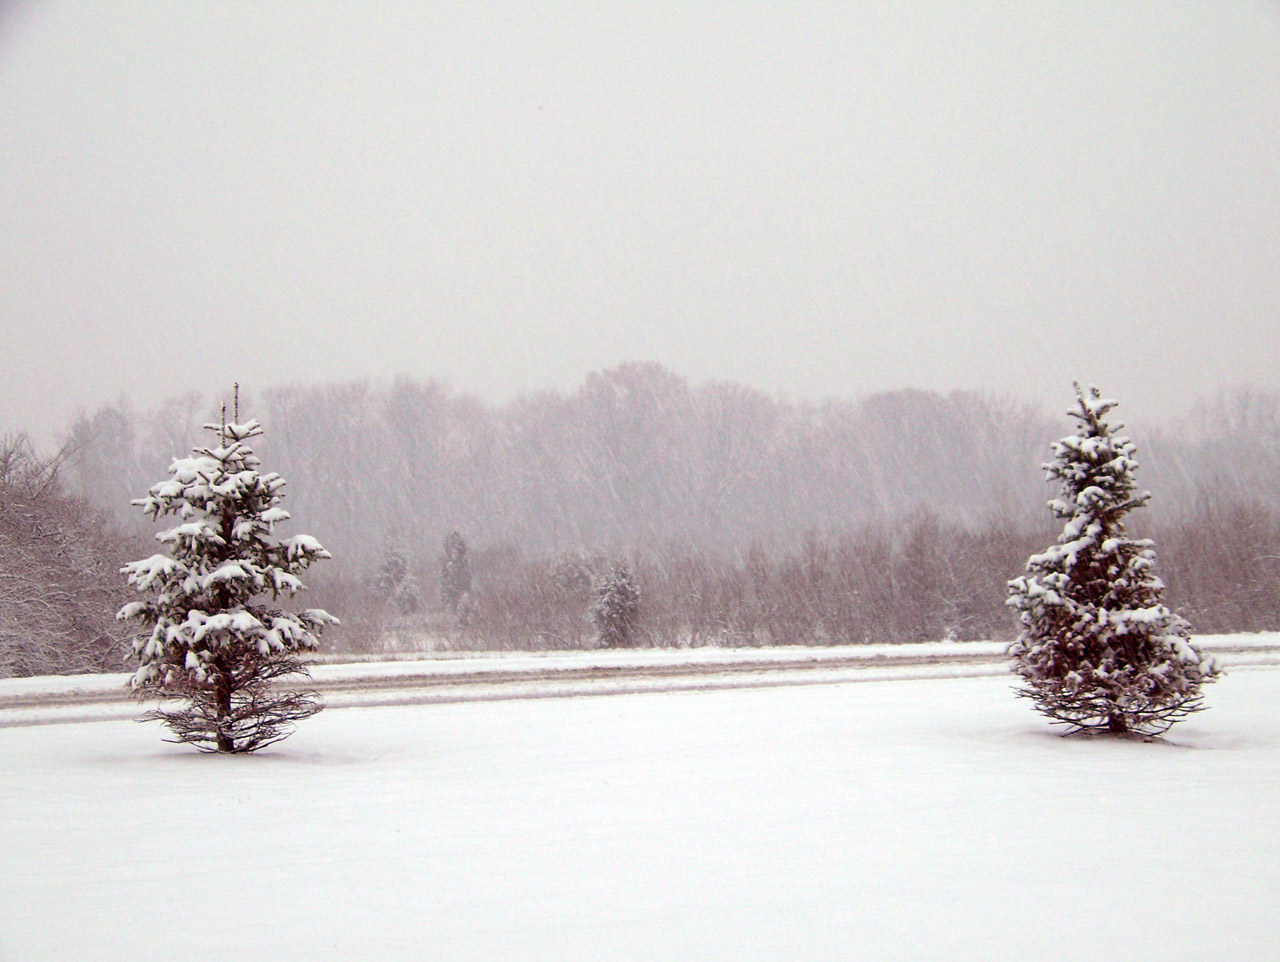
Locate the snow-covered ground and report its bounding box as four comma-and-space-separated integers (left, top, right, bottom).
2, 646, 1277, 961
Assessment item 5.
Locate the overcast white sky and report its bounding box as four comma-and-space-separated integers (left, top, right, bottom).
2, 1, 1278, 446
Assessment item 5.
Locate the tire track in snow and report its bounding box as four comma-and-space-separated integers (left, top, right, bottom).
2, 645, 1277, 728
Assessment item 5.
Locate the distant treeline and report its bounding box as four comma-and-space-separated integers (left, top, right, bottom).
0, 364, 1272, 674
74, 363, 1280, 559
68, 363, 1065, 562
318, 503, 1280, 654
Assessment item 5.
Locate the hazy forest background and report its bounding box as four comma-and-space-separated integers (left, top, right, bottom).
4, 362, 1279, 676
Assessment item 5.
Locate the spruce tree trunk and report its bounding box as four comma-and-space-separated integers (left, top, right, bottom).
213, 670, 234, 753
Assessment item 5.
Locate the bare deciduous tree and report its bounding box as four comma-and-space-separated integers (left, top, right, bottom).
0, 433, 134, 677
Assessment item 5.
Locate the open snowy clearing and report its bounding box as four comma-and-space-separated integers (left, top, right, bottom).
2, 657, 1278, 961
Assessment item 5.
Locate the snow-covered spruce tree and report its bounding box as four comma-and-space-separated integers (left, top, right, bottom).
550, 551, 595, 646
118, 406, 337, 753
1007, 385, 1219, 736
592, 561, 641, 648
375, 542, 422, 616
440, 530, 471, 615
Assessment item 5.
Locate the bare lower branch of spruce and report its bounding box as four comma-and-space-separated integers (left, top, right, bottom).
1013, 684, 1207, 737
133, 655, 323, 752
140, 684, 323, 753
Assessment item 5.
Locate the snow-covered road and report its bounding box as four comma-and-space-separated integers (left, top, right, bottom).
3, 634, 1277, 727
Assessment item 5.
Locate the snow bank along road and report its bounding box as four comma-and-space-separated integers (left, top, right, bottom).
3, 634, 1277, 727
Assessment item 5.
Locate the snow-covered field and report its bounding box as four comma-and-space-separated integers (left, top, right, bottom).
2, 649, 1278, 961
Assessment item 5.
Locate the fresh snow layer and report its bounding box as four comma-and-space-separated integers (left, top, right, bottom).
1, 664, 1278, 961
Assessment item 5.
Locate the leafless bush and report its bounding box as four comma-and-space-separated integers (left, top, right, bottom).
0, 434, 137, 677
1152, 494, 1280, 634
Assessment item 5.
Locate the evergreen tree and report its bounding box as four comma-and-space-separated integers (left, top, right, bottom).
375, 547, 409, 596
550, 551, 595, 646
375, 542, 422, 616
1007, 385, 1219, 736
592, 561, 641, 647
118, 405, 337, 752
440, 530, 472, 615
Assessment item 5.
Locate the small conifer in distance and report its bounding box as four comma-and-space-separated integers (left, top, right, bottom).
592, 561, 641, 648
440, 530, 472, 616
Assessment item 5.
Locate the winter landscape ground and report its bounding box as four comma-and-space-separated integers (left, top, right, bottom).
2, 638, 1278, 962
